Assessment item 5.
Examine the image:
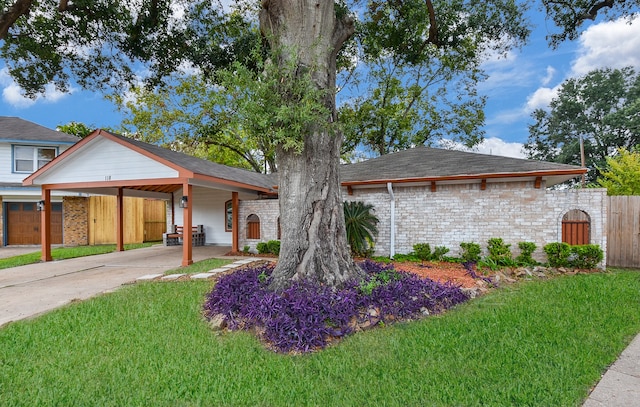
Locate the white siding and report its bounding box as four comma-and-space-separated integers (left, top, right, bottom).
170, 186, 258, 245
33, 138, 178, 183
0, 142, 74, 184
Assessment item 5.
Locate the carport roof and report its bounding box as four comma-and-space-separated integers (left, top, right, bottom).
23, 129, 276, 195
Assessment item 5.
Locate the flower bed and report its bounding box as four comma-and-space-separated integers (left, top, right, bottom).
203, 260, 470, 353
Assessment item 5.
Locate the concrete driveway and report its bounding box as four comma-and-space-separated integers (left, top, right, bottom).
0, 244, 233, 327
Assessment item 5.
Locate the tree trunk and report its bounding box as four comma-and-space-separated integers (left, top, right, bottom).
260, 0, 365, 289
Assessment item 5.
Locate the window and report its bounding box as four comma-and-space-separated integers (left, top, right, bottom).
225, 200, 233, 232
13, 146, 56, 173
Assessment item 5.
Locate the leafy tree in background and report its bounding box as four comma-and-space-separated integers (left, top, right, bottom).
596, 147, 640, 195
525, 67, 640, 183
56, 122, 94, 138
1, 0, 636, 288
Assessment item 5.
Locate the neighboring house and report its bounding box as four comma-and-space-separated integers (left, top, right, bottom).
0, 117, 79, 246
24, 128, 606, 266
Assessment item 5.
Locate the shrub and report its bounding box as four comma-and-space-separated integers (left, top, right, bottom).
344, 201, 379, 257
460, 242, 481, 263
569, 245, 604, 269
203, 261, 469, 353
432, 246, 450, 261
487, 238, 512, 265
515, 242, 538, 265
544, 242, 571, 267
266, 240, 281, 255
256, 240, 281, 255
412, 243, 431, 262
256, 242, 269, 254
242, 245, 251, 253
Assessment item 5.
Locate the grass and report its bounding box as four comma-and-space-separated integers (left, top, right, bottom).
1, 269, 639, 406
164, 257, 233, 275
0, 242, 159, 270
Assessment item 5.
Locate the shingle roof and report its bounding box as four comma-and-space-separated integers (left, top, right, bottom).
0, 117, 80, 144
340, 146, 584, 183
107, 132, 276, 191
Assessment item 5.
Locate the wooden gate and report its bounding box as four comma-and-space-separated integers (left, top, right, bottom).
608, 196, 640, 268
562, 209, 590, 246
89, 197, 166, 244
143, 199, 166, 242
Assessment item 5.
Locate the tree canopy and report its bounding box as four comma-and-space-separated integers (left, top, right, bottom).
525, 67, 640, 183
596, 147, 640, 195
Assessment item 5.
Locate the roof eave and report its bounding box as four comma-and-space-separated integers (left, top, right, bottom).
341, 169, 587, 187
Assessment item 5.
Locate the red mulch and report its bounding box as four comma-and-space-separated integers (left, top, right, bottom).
391, 261, 480, 288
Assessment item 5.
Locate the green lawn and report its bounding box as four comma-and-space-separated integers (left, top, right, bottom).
1, 269, 639, 406
0, 243, 159, 270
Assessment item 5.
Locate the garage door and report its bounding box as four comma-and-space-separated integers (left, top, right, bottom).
6, 202, 63, 245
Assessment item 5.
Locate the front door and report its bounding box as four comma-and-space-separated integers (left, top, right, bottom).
6, 202, 63, 245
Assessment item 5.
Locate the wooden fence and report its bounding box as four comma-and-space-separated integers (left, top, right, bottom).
607, 196, 640, 268
89, 197, 166, 245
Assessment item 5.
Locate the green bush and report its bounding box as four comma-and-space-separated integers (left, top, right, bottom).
432, 246, 450, 261
570, 245, 604, 269
256, 242, 269, 254
412, 243, 431, 262
256, 240, 281, 255
460, 242, 481, 263
515, 242, 538, 266
266, 240, 281, 255
544, 242, 571, 267
487, 238, 512, 265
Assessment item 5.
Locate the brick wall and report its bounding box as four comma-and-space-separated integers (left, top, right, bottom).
63, 196, 89, 246
238, 199, 279, 252
344, 181, 607, 264
238, 181, 608, 265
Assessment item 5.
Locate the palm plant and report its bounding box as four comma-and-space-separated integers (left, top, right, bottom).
343, 201, 379, 257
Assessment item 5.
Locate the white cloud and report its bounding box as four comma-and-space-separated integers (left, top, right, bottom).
541, 66, 556, 86
525, 85, 559, 112
440, 137, 525, 158
571, 17, 640, 76
1, 67, 74, 108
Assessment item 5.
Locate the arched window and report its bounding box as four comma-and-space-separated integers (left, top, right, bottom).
246, 214, 261, 239
562, 209, 591, 245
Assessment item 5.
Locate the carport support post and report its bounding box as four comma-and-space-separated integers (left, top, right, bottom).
116, 188, 124, 252
40, 189, 52, 262
182, 183, 193, 266
232, 192, 239, 252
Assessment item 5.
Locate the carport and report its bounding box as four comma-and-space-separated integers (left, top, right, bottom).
22, 129, 276, 266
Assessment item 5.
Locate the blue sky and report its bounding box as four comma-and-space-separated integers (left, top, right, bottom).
1, 10, 639, 159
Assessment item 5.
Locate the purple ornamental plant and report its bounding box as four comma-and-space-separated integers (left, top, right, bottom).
203, 261, 470, 353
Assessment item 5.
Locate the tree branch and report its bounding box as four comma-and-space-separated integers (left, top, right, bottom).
578, 0, 615, 22
0, 0, 33, 40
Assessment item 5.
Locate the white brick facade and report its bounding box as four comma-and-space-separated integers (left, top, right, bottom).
239, 181, 607, 264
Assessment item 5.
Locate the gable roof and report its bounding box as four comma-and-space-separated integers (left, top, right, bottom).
104, 132, 276, 191
340, 146, 585, 187
0, 117, 79, 144
24, 129, 276, 194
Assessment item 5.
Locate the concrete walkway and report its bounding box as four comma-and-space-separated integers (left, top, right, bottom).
0, 244, 241, 327
582, 333, 640, 406
1, 245, 638, 405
